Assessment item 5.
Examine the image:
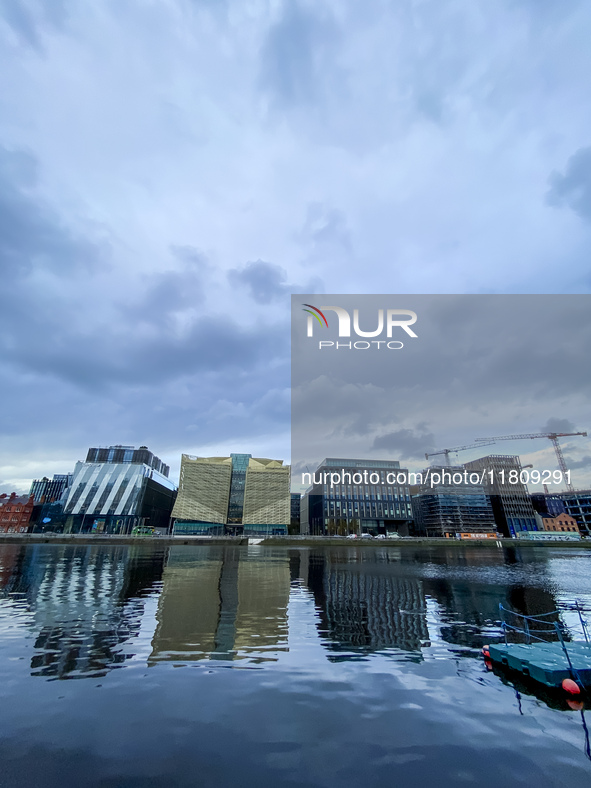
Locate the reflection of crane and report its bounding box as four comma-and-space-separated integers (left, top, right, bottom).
475, 431, 588, 492
425, 442, 496, 466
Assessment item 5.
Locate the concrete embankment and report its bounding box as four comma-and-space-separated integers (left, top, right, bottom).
0, 534, 249, 546
0, 535, 589, 548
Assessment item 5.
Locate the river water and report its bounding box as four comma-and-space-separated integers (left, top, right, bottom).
1, 542, 590, 787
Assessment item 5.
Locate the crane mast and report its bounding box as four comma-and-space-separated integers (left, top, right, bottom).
474, 431, 588, 493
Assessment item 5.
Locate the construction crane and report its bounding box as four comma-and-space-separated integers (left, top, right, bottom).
475, 431, 588, 492
425, 442, 496, 466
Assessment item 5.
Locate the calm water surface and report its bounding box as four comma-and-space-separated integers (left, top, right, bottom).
1, 543, 591, 787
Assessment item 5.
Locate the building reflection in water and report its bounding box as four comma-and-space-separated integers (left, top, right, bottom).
294, 545, 565, 658
149, 546, 290, 663
0, 542, 569, 676
298, 549, 430, 659
0, 544, 167, 679
410, 546, 562, 650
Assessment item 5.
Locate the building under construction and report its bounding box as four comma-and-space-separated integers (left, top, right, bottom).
412, 466, 497, 537
463, 455, 538, 537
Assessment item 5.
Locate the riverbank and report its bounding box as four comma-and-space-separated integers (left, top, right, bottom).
1, 534, 589, 548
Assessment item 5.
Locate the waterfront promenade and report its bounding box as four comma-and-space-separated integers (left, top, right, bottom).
1, 533, 590, 548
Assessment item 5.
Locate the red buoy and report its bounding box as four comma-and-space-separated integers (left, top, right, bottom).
566, 699, 584, 711
562, 678, 581, 695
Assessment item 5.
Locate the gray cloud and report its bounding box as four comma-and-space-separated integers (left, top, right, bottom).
299, 203, 351, 254
228, 260, 323, 304
259, 1, 340, 108
372, 428, 436, 459
547, 147, 591, 223
132, 246, 211, 317
0, 146, 106, 281
541, 417, 577, 434
1, 0, 591, 492
228, 260, 290, 304
0, 0, 70, 51
564, 454, 591, 471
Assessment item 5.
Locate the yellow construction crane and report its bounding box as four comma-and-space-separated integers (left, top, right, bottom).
475, 431, 588, 492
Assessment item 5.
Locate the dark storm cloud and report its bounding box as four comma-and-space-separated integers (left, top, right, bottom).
372, 428, 436, 459
547, 147, 591, 223
0, 146, 105, 280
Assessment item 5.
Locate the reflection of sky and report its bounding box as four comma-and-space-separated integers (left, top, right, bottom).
2, 544, 591, 672
2, 545, 591, 782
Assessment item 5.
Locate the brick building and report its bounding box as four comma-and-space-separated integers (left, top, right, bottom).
0, 493, 35, 533
535, 512, 580, 534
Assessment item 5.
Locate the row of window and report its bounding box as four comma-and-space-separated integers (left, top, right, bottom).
325, 501, 412, 518
323, 485, 409, 499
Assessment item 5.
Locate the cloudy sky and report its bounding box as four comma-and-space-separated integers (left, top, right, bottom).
1, 0, 591, 493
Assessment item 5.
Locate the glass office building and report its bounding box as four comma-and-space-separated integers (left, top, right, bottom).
63, 446, 176, 534
463, 455, 538, 537
172, 453, 290, 536
302, 458, 413, 536
29, 474, 73, 504
412, 466, 497, 537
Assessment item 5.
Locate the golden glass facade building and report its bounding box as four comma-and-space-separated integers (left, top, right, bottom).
172, 453, 290, 536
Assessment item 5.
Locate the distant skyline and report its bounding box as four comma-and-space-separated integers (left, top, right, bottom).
2, 1, 591, 493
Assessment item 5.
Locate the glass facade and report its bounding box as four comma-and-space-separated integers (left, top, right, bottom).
172, 454, 290, 536
303, 458, 412, 536
62, 459, 176, 534
463, 455, 538, 537
227, 453, 249, 523
412, 468, 497, 537
85, 445, 170, 478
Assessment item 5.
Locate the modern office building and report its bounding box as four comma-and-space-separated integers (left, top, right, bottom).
463, 455, 538, 537
171, 453, 290, 536
63, 445, 176, 534
412, 466, 497, 537
85, 445, 170, 477
290, 493, 301, 535
29, 474, 72, 504
301, 458, 413, 536
554, 490, 591, 537
530, 493, 567, 518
